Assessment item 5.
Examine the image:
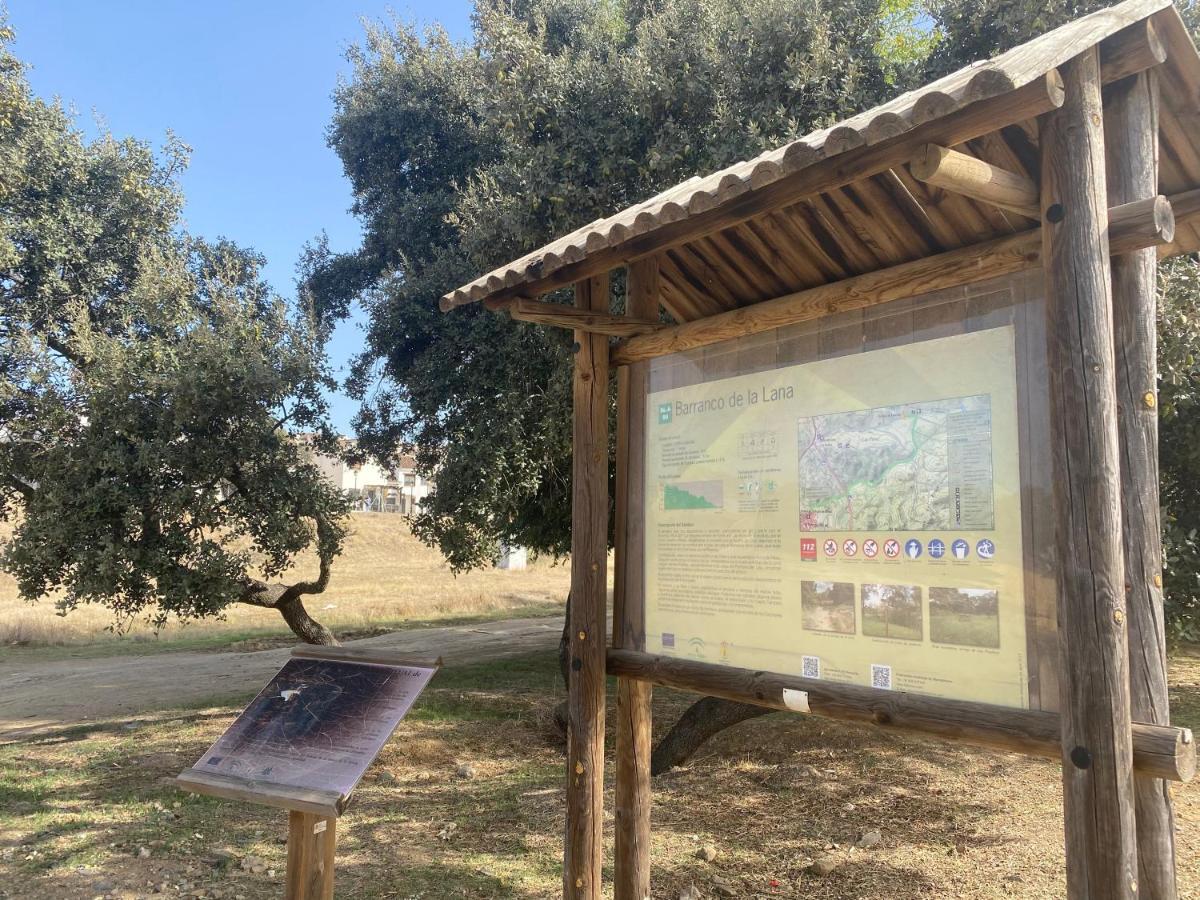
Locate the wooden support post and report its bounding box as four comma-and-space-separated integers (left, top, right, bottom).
564, 275, 610, 900
613, 259, 656, 900
1107, 68, 1178, 898
1040, 47, 1138, 899
286, 811, 336, 900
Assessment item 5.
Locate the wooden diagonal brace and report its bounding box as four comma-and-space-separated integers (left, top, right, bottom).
508, 298, 662, 337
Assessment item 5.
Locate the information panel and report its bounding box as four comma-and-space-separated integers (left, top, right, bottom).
194, 656, 436, 797
644, 325, 1029, 707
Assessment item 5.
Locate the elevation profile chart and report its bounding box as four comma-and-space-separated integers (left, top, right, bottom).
661, 480, 724, 511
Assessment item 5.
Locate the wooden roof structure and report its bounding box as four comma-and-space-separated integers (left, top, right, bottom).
442, 0, 1200, 335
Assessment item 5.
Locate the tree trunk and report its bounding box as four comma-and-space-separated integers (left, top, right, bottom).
277, 595, 339, 646
238, 583, 339, 646
553, 592, 572, 734
553, 592, 782, 766
650, 696, 776, 775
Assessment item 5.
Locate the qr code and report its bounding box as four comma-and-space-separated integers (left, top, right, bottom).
802, 656, 821, 679
871, 664, 893, 690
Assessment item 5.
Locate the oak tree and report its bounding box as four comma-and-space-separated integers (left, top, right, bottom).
0, 24, 349, 645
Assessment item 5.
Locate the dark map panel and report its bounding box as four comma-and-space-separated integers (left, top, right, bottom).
195, 657, 436, 798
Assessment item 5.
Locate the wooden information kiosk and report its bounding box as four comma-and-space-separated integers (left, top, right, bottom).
442, 1, 1200, 896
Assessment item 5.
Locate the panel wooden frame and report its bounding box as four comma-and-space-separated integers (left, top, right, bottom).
175, 769, 345, 818
604, 267, 1196, 899
619, 272, 1058, 711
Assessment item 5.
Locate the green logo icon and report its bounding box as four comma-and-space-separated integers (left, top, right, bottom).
658, 403, 673, 424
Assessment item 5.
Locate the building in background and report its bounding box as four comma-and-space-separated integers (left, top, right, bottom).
304, 438, 432, 514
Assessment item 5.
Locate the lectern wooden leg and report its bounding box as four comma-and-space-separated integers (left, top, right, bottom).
286, 811, 336, 900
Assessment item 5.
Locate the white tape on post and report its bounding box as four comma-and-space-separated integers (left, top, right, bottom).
781, 689, 810, 713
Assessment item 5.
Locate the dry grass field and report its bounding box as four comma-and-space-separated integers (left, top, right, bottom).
0, 514, 572, 650
0, 651, 1197, 899
1, 517, 1197, 897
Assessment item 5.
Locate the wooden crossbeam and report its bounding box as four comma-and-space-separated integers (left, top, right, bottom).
909, 143, 1040, 218
1099, 18, 1167, 86
610, 192, 1179, 366
507, 298, 661, 336
607, 649, 1196, 784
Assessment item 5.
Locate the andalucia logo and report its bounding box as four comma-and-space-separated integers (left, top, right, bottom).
657, 403, 673, 424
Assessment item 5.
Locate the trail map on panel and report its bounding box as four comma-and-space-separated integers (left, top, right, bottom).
797, 395, 995, 532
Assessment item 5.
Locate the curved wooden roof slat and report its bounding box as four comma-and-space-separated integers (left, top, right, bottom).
734, 218, 811, 290
825, 126, 866, 156
442, 0, 1188, 310
748, 212, 831, 287
779, 200, 860, 278
667, 245, 740, 311
885, 167, 964, 252
708, 229, 791, 300
965, 67, 1018, 103
911, 91, 961, 125
863, 112, 910, 145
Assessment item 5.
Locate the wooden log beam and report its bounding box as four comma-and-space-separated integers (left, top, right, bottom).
610, 193, 1177, 366
564, 275, 610, 900
606, 649, 1196, 783
1041, 47, 1137, 899
1157, 187, 1200, 255
1099, 18, 1167, 86
1107, 68, 1179, 898
910, 143, 1039, 218
613, 259, 655, 900
1109, 194, 1175, 254
509, 297, 661, 336
286, 811, 336, 900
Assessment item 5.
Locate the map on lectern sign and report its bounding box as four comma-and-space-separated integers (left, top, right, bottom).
644, 326, 1030, 708
194, 656, 437, 798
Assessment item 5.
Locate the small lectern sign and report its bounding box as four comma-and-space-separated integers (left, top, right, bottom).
194, 654, 436, 799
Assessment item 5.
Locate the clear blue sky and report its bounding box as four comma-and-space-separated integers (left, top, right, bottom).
8, 1, 474, 432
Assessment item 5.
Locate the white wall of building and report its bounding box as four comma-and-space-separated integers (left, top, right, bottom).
302, 438, 432, 514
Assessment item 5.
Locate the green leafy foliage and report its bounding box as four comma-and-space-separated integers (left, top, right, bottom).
317, 0, 1200, 638
0, 24, 348, 638
310, 0, 915, 571
1159, 257, 1200, 641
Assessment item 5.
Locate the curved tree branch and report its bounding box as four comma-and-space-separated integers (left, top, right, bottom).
2, 473, 36, 500
650, 697, 777, 775
239, 582, 338, 646
237, 511, 340, 646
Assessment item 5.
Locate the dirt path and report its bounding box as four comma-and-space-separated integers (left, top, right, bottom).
0, 615, 564, 741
